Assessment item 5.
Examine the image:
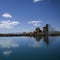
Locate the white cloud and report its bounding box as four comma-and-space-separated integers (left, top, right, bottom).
33, 0, 43, 3
2, 13, 12, 18
0, 20, 20, 29
28, 21, 41, 27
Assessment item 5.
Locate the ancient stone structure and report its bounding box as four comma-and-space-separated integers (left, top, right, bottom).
43, 24, 48, 35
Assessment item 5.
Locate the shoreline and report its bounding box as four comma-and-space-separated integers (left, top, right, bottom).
0, 32, 60, 37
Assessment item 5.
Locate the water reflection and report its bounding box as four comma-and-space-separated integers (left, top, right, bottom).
0, 37, 19, 56
3, 50, 12, 56
0, 38, 19, 48
43, 36, 49, 45
34, 35, 49, 45
30, 36, 42, 48
0, 36, 50, 49
0, 36, 51, 49
0, 36, 60, 59
28, 36, 49, 48
34, 36, 42, 42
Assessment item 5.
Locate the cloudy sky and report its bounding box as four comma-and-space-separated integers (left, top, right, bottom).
0, 0, 60, 33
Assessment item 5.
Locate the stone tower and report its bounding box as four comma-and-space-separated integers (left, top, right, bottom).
43, 24, 48, 35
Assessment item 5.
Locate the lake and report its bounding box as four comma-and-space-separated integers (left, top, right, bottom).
0, 36, 60, 60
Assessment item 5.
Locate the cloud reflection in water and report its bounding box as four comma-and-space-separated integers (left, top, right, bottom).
0, 38, 19, 48
3, 50, 12, 56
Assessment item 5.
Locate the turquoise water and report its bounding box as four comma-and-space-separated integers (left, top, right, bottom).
0, 36, 60, 60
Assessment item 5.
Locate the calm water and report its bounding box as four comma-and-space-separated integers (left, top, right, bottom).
0, 36, 60, 60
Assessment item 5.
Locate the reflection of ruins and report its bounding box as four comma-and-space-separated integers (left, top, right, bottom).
34, 36, 42, 42
43, 35, 49, 45
34, 35, 49, 45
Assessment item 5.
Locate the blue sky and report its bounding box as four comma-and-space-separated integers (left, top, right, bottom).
0, 0, 60, 33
